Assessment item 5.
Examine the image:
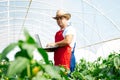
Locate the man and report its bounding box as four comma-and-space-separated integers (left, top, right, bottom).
46, 10, 76, 72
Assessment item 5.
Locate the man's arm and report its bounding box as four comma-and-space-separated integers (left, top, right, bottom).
46, 34, 73, 47
55, 34, 73, 47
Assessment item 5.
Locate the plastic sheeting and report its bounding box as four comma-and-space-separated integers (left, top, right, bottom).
0, 0, 120, 61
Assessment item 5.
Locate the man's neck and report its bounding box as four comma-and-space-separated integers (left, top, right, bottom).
60, 24, 68, 30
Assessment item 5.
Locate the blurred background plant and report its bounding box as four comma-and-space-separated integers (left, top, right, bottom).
71, 52, 120, 80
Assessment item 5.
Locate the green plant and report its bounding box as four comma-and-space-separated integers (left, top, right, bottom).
70, 52, 120, 80
0, 57, 9, 80
0, 29, 69, 80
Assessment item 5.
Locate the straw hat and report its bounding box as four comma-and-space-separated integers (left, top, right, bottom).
53, 10, 71, 20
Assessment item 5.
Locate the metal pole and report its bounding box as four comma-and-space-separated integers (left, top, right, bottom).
7, 0, 10, 44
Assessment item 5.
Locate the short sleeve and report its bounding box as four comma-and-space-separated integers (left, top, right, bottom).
63, 26, 76, 49
62, 26, 76, 49
63, 26, 76, 37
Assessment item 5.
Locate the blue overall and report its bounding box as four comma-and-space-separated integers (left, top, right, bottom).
70, 43, 76, 72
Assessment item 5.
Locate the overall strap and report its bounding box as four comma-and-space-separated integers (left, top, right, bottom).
72, 43, 76, 54
70, 43, 76, 72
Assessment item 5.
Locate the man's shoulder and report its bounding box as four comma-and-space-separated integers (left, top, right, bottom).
63, 25, 76, 35
65, 26, 76, 32
66, 25, 75, 30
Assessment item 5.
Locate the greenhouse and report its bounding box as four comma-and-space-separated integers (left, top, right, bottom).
0, 0, 120, 79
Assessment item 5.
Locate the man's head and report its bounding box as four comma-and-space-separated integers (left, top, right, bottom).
53, 10, 71, 20
53, 10, 71, 29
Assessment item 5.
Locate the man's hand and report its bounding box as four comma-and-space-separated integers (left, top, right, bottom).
45, 43, 58, 52
46, 43, 56, 47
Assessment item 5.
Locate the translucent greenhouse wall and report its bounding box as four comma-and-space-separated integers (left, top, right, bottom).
0, 0, 120, 61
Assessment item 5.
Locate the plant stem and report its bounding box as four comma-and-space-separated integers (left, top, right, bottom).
27, 64, 31, 78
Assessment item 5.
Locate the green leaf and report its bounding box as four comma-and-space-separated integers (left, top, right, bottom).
24, 29, 36, 44
18, 40, 36, 59
114, 56, 120, 69
37, 48, 49, 64
18, 40, 24, 49
85, 75, 95, 80
71, 71, 86, 80
0, 43, 17, 60
7, 57, 29, 77
15, 50, 31, 60
32, 71, 48, 80
22, 43, 36, 59
43, 65, 61, 79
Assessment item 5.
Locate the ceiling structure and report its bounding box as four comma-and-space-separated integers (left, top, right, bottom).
0, 0, 120, 61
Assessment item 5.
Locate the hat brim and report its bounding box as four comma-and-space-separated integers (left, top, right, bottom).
53, 13, 71, 20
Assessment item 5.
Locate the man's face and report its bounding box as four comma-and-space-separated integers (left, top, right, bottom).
56, 16, 67, 28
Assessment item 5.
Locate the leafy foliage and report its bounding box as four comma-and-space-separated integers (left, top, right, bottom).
0, 29, 68, 80
71, 52, 120, 80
